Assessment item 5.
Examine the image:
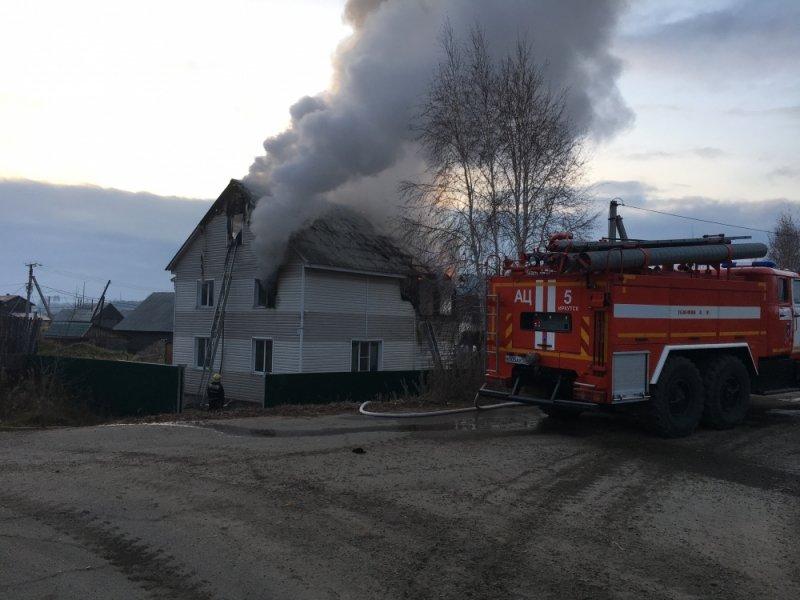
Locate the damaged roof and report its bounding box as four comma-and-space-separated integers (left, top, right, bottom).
114, 292, 174, 333
167, 179, 421, 278
292, 206, 416, 277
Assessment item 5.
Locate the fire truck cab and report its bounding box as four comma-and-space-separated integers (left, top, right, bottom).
479, 210, 797, 437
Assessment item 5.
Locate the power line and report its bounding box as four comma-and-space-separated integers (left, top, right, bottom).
38, 265, 157, 292
621, 202, 782, 236
39, 284, 98, 303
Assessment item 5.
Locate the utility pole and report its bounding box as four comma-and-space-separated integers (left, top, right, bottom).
32, 275, 53, 320
25, 262, 41, 319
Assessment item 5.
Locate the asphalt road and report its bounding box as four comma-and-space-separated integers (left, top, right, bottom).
1, 397, 799, 599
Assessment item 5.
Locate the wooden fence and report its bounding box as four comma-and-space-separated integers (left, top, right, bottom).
0, 313, 40, 369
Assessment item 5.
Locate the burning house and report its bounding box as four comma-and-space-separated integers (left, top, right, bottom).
166, 180, 439, 404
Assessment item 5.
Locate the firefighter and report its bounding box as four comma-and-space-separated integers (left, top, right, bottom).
207, 373, 225, 411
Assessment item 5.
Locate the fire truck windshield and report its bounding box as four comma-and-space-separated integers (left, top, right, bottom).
520, 312, 571, 333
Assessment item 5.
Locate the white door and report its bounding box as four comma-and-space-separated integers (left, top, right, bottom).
792, 279, 800, 352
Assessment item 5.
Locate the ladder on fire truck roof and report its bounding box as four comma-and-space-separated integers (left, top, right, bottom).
196, 237, 240, 403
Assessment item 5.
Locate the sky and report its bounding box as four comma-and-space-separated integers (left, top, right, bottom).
0, 0, 798, 301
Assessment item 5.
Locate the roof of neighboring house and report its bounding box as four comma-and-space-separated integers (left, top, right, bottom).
0, 295, 34, 311
113, 292, 174, 333
43, 321, 93, 339
49, 304, 124, 328
166, 179, 419, 277
113, 300, 141, 317
52, 307, 95, 322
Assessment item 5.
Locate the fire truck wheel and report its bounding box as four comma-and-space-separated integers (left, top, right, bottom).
649, 356, 704, 438
701, 355, 751, 429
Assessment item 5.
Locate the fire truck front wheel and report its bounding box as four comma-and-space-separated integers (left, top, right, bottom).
649, 356, 704, 438
701, 355, 751, 429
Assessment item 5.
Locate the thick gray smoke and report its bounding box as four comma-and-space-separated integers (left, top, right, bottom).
246, 0, 632, 275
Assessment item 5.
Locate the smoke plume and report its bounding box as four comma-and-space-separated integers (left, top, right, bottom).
246, 0, 631, 275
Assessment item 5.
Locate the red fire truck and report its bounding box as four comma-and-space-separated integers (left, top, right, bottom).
479, 202, 798, 437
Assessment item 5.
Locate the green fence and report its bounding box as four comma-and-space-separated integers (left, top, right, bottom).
264, 370, 428, 407
29, 356, 184, 417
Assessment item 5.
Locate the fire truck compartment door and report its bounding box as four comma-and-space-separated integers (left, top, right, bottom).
612, 351, 649, 401
792, 279, 800, 352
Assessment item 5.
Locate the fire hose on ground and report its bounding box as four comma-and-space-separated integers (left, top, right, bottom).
359, 376, 567, 418
358, 397, 526, 418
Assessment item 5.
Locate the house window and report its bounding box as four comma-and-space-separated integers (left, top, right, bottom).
197, 280, 215, 307
351, 341, 381, 372
195, 336, 210, 368
254, 275, 278, 308
253, 338, 273, 374
254, 279, 268, 307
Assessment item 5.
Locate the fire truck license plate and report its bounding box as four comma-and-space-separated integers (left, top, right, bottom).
505, 354, 529, 365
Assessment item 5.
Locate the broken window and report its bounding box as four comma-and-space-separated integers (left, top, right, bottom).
197, 280, 215, 307
351, 341, 381, 372
253, 338, 273, 374
254, 274, 278, 308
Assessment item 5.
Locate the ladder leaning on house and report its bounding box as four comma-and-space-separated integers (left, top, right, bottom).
196, 238, 240, 403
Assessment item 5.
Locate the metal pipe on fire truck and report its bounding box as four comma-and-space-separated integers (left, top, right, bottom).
563, 242, 768, 273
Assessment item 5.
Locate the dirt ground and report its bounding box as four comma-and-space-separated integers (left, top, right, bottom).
1, 395, 799, 599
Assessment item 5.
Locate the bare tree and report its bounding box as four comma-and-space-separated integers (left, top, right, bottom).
401, 25, 488, 282
768, 211, 800, 272
402, 27, 593, 283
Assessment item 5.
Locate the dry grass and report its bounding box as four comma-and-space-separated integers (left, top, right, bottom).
0, 367, 99, 427
37, 340, 169, 364
416, 349, 484, 405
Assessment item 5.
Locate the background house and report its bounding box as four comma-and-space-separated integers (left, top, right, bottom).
113, 291, 174, 355
0, 294, 36, 316
167, 179, 436, 404
44, 304, 124, 346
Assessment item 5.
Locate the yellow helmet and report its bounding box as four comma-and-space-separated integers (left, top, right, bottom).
211, 373, 221, 382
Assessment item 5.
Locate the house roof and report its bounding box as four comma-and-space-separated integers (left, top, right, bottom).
165, 179, 254, 272
113, 292, 174, 333
166, 179, 419, 278
0, 295, 34, 310
292, 207, 416, 277
51, 304, 124, 326
44, 321, 93, 339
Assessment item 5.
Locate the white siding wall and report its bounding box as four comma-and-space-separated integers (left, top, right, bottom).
302, 268, 429, 373
171, 213, 432, 403
172, 214, 303, 404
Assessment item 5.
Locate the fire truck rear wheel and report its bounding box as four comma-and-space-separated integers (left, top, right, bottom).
649, 356, 704, 438
701, 355, 751, 429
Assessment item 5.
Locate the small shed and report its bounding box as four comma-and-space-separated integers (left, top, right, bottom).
113, 292, 175, 353
44, 304, 124, 345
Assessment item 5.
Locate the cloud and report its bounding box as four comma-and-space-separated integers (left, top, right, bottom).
623, 147, 727, 161
767, 166, 800, 180
0, 179, 209, 300
727, 105, 800, 118
692, 146, 726, 159
620, 0, 800, 77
